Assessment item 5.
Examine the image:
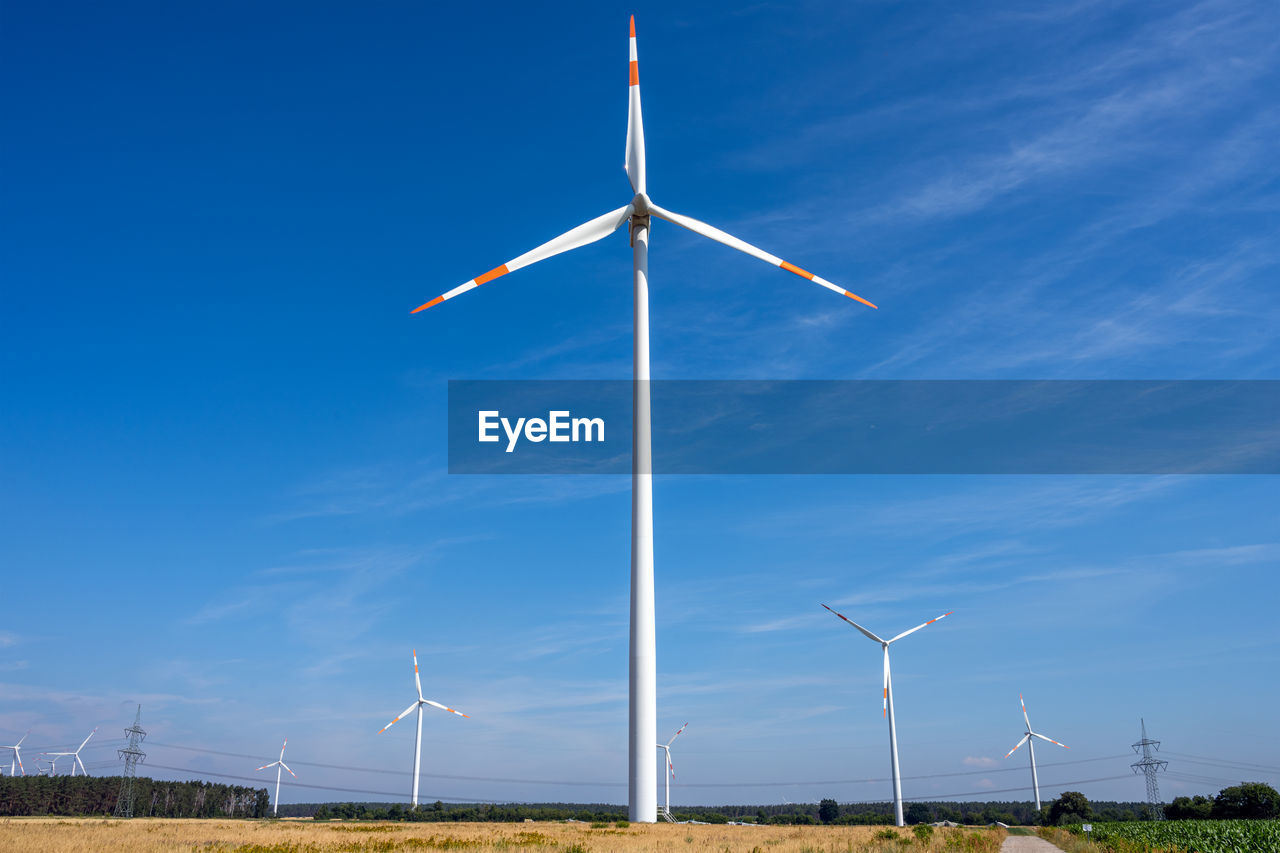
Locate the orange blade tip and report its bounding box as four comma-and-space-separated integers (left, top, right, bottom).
845, 291, 878, 309
630, 15, 635, 37
411, 296, 443, 314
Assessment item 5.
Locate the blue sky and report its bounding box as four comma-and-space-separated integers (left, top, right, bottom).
2, 0, 1278, 807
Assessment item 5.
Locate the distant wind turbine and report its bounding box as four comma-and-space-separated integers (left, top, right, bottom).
656, 722, 688, 822
410, 17, 877, 822
42, 727, 97, 776
1005, 694, 1069, 811
378, 649, 469, 807
2, 731, 28, 776
822, 604, 952, 826
256, 738, 295, 817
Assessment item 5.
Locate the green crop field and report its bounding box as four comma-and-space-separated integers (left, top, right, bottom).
1069, 819, 1280, 853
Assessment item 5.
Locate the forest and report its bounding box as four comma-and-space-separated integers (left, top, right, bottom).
0, 776, 269, 818
282, 798, 1156, 825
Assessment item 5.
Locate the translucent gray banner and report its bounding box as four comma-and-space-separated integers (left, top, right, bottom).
447, 381, 1279, 474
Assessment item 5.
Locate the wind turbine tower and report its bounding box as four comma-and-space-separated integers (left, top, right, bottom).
1130, 718, 1168, 820
822, 604, 951, 826
411, 18, 876, 822
2, 731, 28, 777
256, 738, 295, 817
1005, 694, 1069, 812
378, 649, 469, 807
656, 722, 688, 822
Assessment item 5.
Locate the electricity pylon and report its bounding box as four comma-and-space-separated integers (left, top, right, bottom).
113, 705, 147, 818
1130, 718, 1167, 820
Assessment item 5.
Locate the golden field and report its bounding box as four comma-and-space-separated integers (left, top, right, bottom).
0, 818, 1007, 853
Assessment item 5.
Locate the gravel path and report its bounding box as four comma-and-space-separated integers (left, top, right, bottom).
1000, 836, 1066, 852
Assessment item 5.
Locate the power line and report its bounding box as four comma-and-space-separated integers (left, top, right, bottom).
1161, 752, 1280, 775
139, 739, 1130, 789
76, 760, 1141, 808
898, 774, 1137, 803
140, 763, 501, 804
673, 755, 1132, 789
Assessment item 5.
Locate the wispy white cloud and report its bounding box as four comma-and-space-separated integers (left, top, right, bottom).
268, 461, 630, 525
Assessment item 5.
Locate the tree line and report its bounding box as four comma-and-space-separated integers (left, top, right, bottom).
0, 776, 269, 818
1040, 783, 1279, 826
285, 798, 1156, 825
1164, 783, 1280, 821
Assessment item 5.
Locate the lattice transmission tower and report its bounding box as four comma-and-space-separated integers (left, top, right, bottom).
1130, 717, 1168, 820
113, 704, 147, 818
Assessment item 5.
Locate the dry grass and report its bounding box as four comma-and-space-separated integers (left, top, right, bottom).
0, 818, 1006, 853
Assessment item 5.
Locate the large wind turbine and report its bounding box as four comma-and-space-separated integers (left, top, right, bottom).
378, 649, 469, 807
656, 722, 688, 822
1005, 694, 1069, 811
2, 731, 27, 776
256, 738, 295, 817
822, 605, 951, 826
42, 727, 97, 777
411, 18, 876, 822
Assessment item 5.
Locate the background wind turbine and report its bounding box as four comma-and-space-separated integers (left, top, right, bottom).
2, 731, 27, 777
822, 604, 951, 826
410, 18, 876, 822
378, 649, 468, 807
256, 738, 295, 817
656, 722, 688, 822
1006, 693, 1069, 812
41, 727, 97, 777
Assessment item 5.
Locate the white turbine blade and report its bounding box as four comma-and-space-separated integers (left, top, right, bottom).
1021, 694, 1032, 730
16, 732, 28, 747
882, 645, 890, 718
412, 649, 424, 701
279, 738, 288, 761
648, 203, 877, 308
821, 604, 885, 644
77, 727, 98, 752
256, 761, 278, 771
15, 747, 24, 776
76, 755, 87, 776
667, 752, 675, 778
624, 16, 646, 194
667, 722, 688, 746
280, 762, 296, 777
424, 699, 470, 718
1006, 734, 1031, 758
411, 205, 634, 313
379, 701, 420, 734
888, 611, 953, 644
1032, 732, 1069, 749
